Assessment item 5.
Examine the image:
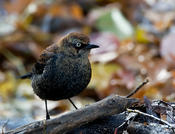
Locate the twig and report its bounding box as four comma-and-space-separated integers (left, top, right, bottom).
116, 112, 138, 130
127, 108, 175, 129
126, 79, 149, 98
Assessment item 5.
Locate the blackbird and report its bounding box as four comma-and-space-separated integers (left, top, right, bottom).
20, 32, 99, 119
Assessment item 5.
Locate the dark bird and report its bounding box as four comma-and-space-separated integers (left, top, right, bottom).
20, 32, 99, 119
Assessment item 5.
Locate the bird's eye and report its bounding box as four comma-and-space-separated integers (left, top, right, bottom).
75, 42, 81, 48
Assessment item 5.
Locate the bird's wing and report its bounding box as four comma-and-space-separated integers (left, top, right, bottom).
32, 44, 58, 75
38, 44, 58, 64
32, 62, 46, 74
20, 44, 59, 78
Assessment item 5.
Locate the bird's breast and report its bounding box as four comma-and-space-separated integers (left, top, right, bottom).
32, 55, 91, 100
55, 56, 91, 92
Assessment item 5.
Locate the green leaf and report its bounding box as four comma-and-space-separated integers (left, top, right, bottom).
95, 8, 134, 40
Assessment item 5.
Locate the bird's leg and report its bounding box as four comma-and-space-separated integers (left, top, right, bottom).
45, 99, 50, 120
68, 98, 78, 109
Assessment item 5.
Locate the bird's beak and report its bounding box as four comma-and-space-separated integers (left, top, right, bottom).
86, 44, 99, 49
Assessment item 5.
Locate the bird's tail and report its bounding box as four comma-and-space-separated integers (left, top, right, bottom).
19, 73, 32, 79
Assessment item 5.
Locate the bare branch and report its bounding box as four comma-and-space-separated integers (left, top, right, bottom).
126, 79, 149, 98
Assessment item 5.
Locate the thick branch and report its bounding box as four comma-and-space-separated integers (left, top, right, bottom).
7, 95, 138, 134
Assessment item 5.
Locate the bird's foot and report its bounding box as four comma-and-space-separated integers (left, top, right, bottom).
46, 113, 50, 120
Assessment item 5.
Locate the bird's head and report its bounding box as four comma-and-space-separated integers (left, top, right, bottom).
58, 32, 99, 56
